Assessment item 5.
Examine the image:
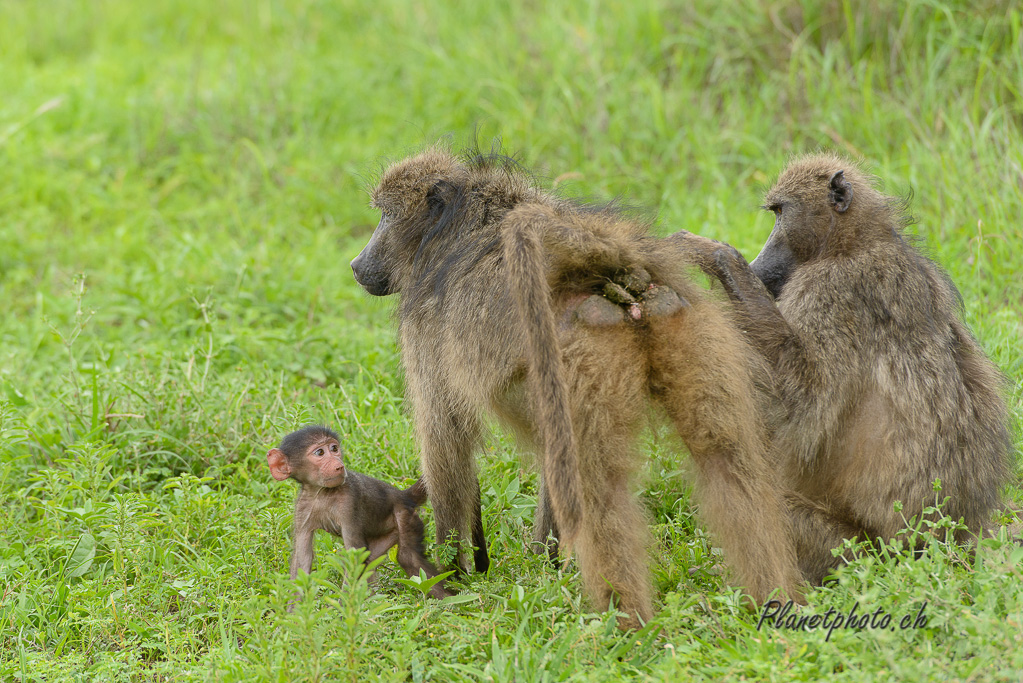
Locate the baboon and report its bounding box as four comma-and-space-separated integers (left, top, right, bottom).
267, 425, 453, 599
670, 153, 1013, 583
351, 146, 801, 627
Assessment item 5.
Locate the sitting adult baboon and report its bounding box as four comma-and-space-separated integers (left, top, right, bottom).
671, 153, 1013, 583
351, 146, 801, 627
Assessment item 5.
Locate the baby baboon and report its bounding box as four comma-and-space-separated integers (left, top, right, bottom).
351, 146, 801, 627
267, 425, 453, 599
671, 153, 1013, 583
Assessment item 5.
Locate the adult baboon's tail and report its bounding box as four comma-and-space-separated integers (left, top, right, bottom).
502, 213, 583, 549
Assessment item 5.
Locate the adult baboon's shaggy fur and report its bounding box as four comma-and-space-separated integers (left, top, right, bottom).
351, 146, 801, 626
673, 153, 1013, 583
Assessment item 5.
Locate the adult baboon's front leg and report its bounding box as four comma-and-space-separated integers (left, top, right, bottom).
660, 231, 766, 302
662, 231, 796, 361
413, 394, 485, 576
471, 478, 490, 572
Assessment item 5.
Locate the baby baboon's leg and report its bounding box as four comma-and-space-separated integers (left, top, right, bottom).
647, 300, 802, 603
394, 508, 456, 599
560, 324, 653, 628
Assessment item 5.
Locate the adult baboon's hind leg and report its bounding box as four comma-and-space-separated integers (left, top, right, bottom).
533, 478, 561, 566
559, 323, 653, 629
787, 494, 864, 585
647, 300, 802, 604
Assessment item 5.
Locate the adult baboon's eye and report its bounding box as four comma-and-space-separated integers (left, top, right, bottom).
768, 204, 782, 215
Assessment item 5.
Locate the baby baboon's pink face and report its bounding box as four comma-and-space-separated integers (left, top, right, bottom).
267, 433, 347, 488
300, 436, 347, 488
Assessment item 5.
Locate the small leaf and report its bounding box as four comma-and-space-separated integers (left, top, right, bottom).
66, 533, 96, 578
439, 592, 479, 605
394, 569, 456, 595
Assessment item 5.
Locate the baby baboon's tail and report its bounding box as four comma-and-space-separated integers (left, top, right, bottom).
405, 476, 429, 507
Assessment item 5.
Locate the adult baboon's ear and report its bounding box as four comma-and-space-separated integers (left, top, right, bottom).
427, 179, 457, 211
829, 170, 852, 213
267, 449, 291, 481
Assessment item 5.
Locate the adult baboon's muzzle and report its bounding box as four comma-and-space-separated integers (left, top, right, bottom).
350, 253, 392, 296
750, 231, 795, 299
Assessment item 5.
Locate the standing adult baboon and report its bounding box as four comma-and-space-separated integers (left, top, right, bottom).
671, 153, 1012, 583
351, 146, 801, 627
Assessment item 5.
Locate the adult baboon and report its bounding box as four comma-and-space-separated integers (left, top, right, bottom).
351, 146, 801, 627
671, 153, 1013, 583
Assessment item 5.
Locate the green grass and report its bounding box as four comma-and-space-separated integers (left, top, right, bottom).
1, 0, 1022, 680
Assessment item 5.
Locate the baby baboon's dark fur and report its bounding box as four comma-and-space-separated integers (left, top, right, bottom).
672, 153, 1013, 583
267, 425, 453, 599
351, 146, 801, 627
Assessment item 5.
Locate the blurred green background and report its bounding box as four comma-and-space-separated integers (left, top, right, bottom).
1, 1, 1021, 680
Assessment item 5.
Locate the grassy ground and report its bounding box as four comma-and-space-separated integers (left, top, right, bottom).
1, 0, 1022, 680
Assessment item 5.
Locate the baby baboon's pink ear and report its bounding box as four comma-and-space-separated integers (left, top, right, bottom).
267, 449, 291, 481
